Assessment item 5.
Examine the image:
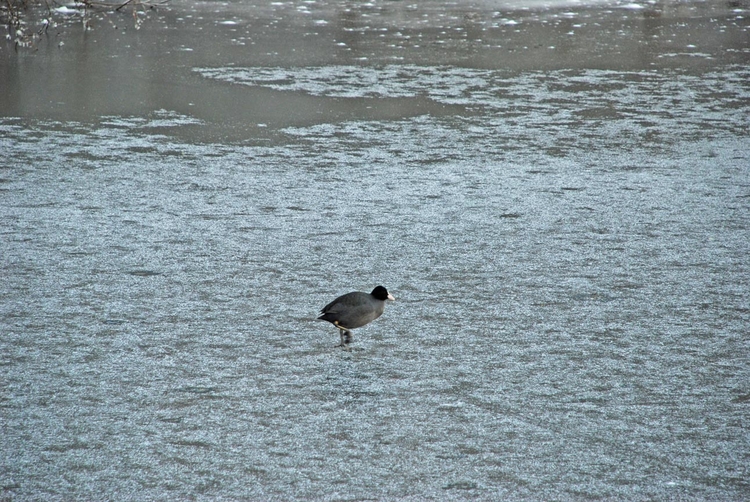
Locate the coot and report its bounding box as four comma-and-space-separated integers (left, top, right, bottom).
318, 286, 395, 347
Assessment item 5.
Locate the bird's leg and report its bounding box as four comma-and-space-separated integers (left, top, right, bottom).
337, 328, 352, 349
335, 322, 348, 347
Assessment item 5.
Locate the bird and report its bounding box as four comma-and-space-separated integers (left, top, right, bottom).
318, 286, 395, 347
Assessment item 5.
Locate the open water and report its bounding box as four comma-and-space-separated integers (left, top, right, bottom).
1, 0, 749, 499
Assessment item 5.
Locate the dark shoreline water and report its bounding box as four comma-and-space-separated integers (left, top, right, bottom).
2, 0, 748, 139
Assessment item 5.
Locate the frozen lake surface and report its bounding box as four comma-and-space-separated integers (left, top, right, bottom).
1, 0, 749, 499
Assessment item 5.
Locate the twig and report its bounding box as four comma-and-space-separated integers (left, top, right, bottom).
114, 0, 132, 12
